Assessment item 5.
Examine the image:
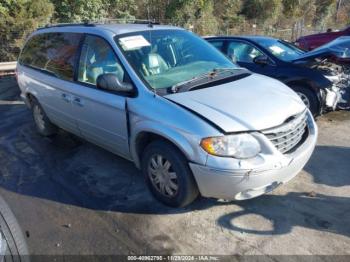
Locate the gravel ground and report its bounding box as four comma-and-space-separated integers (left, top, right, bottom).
0, 76, 349, 256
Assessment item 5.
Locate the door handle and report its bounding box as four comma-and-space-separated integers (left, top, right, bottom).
72, 97, 84, 107
61, 93, 71, 103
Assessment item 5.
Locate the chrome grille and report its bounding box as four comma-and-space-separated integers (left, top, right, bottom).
262, 111, 308, 154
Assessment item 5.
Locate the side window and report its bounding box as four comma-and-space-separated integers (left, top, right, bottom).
19, 33, 82, 81
19, 34, 48, 69
78, 35, 125, 85
209, 40, 224, 51
227, 41, 263, 63
45, 33, 82, 81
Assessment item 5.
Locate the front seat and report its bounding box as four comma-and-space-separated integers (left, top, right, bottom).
227, 48, 237, 63
141, 53, 169, 76
87, 50, 125, 84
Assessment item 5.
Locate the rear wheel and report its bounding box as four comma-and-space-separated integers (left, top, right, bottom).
291, 85, 319, 116
141, 140, 199, 207
31, 98, 57, 137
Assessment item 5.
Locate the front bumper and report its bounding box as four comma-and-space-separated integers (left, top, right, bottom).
337, 84, 350, 110
190, 112, 318, 200
324, 71, 350, 110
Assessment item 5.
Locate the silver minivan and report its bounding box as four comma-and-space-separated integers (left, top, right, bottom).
17, 23, 318, 207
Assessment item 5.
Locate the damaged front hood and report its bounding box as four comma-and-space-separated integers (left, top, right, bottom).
293, 36, 350, 63
165, 74, 306, 133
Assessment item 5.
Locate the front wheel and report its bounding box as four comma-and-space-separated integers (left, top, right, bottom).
291, 86, 319, 116
141, 140, 199, 207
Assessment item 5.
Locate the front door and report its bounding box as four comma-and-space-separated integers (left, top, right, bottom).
69, 34, 130, 158
226, 40, 274, 77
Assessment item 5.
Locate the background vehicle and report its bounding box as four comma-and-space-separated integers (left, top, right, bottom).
295, 25, 350, 50
305, 36, 350, 67
0, 196, 29, 262
17, 23, 317, 207
206, 36, 350, 115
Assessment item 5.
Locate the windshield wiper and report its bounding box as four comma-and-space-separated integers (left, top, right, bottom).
170, 67, 246, 93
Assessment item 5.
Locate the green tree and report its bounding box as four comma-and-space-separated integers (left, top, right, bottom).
104, 0, 137, 20
313, 0, 337, 28
214, 0, 244, 34
135, 0, 173, 21
282, 0, 316, 20
166, 0, 219, 35
51, 0, 105, 22
281, 0, 316, 39
51, 0, 137, 23
0, 0, 53, 62
241, 0, 282, 23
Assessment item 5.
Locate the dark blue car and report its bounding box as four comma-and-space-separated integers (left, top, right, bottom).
205, 36, 350, 115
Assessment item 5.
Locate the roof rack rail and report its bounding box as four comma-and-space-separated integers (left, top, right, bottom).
37, 22, 95, 30
36, 19, 161, 30
91, 18, 160, 25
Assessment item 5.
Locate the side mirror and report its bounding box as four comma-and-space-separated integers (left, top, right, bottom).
96, 73, 133, 93
253, 55, 269, 65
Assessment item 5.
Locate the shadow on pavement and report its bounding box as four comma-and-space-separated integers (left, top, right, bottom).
217, 192, 350, 238
304, 145, 350, 187
216, 145, 350, 238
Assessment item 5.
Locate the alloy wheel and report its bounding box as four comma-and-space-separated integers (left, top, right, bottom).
148, 154, 179, 197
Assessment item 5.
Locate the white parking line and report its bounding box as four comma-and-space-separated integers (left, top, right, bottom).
0, 100, 24, 105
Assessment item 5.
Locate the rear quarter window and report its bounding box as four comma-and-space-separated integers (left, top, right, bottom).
19, 34, 47, 69
19, 32, 82, 81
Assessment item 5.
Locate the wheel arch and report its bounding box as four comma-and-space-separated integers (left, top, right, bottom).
286, 80, 318, 94
23, 91, 40, 108
130, 126, 203, 169
286, 81, 322, 115
25, 92, 35, 107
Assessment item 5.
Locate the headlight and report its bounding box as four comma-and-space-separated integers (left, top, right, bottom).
200, 134, 261, 159
325, 75, 340, 84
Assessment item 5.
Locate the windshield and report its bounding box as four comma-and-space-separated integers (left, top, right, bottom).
115, 30, 237, 89
255, 38, 305, 61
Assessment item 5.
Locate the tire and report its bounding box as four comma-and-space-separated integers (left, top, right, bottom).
0, 196, 29, 262
31, 97, 57, 137
290, 85, 319, 116
141, 140, 199, 207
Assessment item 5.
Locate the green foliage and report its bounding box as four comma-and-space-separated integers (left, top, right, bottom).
104, 0, 137, 20
1, 0, 349, 62
165, 0, 219, 35
50, 0, 137, 22
136, 0, 172, 21
314, 0, 337, 26
282, 0, 317, 20
0, 0, 54, 62
241, 0, 282, 23
214, 0, 245, 33
52, 0, 105, 22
